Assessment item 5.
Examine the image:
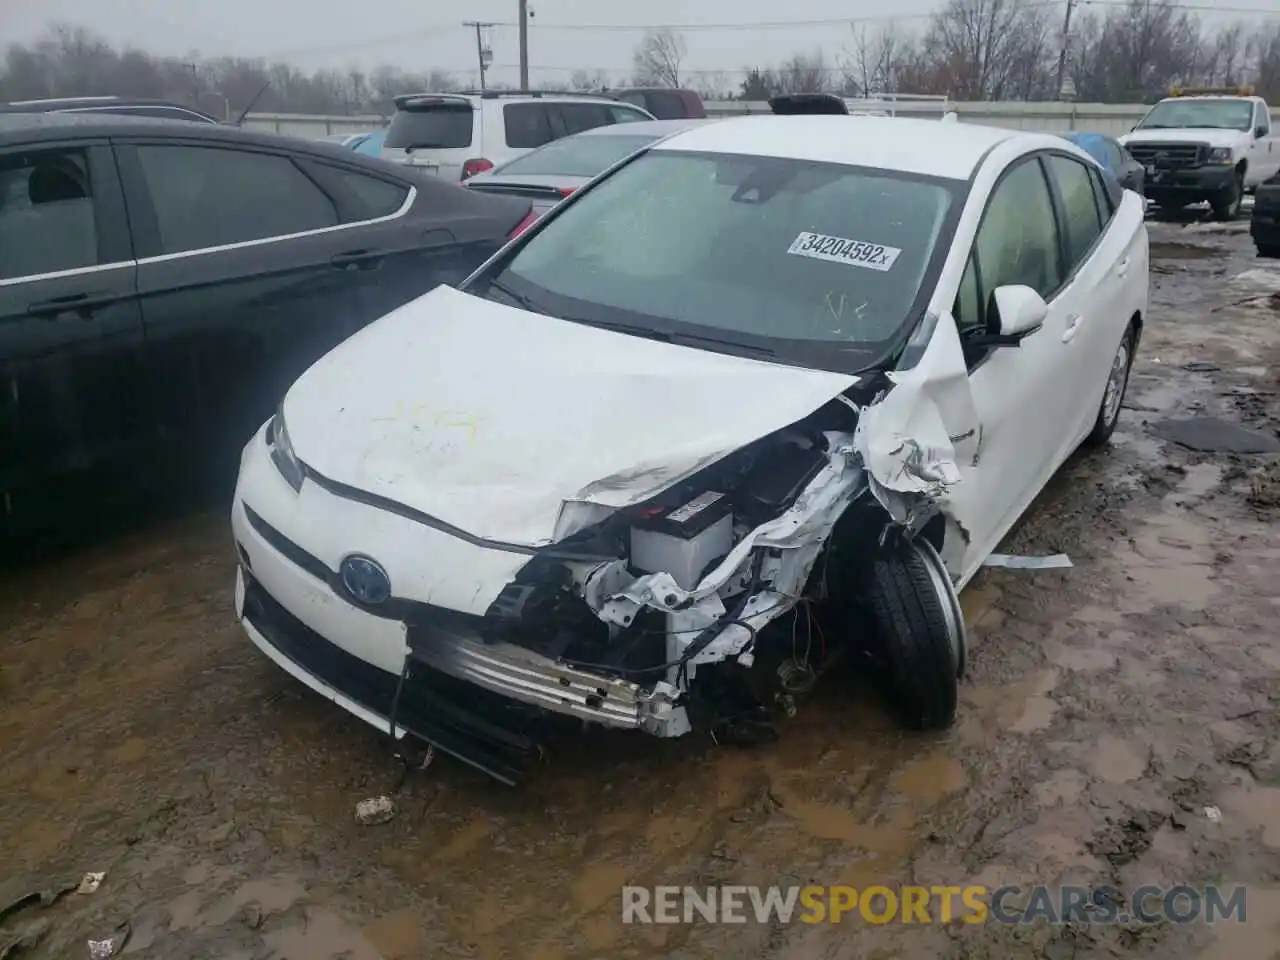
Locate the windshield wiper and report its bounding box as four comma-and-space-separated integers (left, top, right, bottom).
486, 278, 550, 315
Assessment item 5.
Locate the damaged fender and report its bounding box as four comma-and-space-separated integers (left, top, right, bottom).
853, 310, 981, 569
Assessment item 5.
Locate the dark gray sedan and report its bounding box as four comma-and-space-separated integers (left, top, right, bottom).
463, 118, 707, 218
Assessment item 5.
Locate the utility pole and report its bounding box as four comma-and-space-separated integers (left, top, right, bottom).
518, 0, 530, 91
464, 21, 495, 90
1054, 0, 1076, 101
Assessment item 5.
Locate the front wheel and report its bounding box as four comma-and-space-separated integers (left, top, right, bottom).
862, 535, 966, 731
1256, 242, 1280, 259
1083, 324, 1136, 449
1211, 171, 1244, 221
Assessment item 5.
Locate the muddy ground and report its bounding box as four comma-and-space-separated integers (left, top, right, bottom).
2, 216, 1279, 960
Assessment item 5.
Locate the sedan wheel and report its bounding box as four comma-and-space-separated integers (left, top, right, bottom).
1084, 326, 1135, 448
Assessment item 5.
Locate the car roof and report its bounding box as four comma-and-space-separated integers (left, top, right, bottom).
394, 92, 635, 109
575, 118, 707, 138
0, 112, 401, 170
650, 115, 1019, 181
0, 96, 215, 117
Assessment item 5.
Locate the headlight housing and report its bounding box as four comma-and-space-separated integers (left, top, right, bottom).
268, 409, 305, 492
1207, 146, 1233, 163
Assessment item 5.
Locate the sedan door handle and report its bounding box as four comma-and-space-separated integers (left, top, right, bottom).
330, 249, 386, 270
1116, 257, 1130, 278
1061, 314, 1082, 343
26, 291, 125, 317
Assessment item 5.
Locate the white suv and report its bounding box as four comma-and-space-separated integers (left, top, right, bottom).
380, 91, 655, 182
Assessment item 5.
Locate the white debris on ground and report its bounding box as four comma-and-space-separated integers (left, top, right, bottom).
983, 553, 1074, 570
1229, 268, 1280, 291
75, 872, 105, 895
354, 796, 396, 825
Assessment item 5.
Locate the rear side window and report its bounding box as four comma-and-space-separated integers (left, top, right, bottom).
314, 163, 409, 221
135, 145, 338, 254
504, 103, 556, 148
1087, 166, 1116, 221
384, 102, 474, 149
1046, 154, 1102, 268
609, 104, 652, 124
639, 90, 688, 119
556, 103, 616, 135
0, 148, 99, 280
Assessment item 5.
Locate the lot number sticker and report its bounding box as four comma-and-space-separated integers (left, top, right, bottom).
787, 232, 902, 272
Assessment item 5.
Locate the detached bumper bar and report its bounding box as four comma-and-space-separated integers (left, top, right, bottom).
241, 571, 537, 784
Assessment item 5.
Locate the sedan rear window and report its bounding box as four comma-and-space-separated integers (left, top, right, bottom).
385, 101, 473, 149
495, 150, 958, 370
494, 134, 660, 178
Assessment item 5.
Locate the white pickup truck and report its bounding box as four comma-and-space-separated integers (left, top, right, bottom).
1118, 87, 1280, 220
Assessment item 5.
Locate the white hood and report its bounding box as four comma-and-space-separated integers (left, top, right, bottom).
282, 286, 857, 547
1120, 127, 1246, 149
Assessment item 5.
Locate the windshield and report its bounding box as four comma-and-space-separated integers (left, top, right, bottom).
384, 103, 473, 149
1138, 99, 1254, 131
487, 150, 959, 372
494, 133, 661, 178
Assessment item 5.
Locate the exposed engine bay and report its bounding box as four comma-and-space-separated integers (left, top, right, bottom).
419, 393, 959, 744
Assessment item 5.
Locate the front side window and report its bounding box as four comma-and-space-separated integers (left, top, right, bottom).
0, 148, 99, 281
494, 133, 661, 178
1138, 98, 1254, 131
973, 158, 1062, 301
136, 145, 338, 254
490, 150, 959, 372
1047, 154, 1103, 269
1255, 103, 1270, 134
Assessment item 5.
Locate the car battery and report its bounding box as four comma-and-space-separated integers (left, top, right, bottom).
629, 491, 734, 591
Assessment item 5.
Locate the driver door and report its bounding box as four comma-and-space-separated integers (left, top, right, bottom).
946, 155, 1083, 575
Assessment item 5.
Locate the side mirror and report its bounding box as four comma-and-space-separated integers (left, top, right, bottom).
964, 285, 1047, 349
1256, 126, 1268, 139
992, 285, 1048, 337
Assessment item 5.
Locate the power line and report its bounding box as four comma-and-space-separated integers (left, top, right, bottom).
255, 1, 1279, 63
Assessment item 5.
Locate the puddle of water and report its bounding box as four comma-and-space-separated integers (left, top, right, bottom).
265, 908, 382, 960
1151, 242, 1219, 260
1120, 510, 1218, 610
362, 909, 426, 959
1090, 735, 1147, 784
894, 751, 967, 805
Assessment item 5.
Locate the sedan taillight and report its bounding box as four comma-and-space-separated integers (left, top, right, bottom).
461, 158, 494, 180
508, 210, 539, 239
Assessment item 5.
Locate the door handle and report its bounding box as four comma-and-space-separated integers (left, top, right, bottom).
1116, 257, 1130, 278
1061, 314, 1082, 343
26, 292, 124, 317
330, 249, 386, 270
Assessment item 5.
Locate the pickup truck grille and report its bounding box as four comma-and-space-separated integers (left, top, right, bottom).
1125, 142, 1205, 169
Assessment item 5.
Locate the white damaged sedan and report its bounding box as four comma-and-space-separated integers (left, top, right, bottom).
231, 113, 1148, 783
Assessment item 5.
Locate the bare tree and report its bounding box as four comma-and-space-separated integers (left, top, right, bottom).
917, 0, 1054, 100
690, 70, 728, 100
775, 51, 831, 94
845, 24, 910, 95
569, 68, 608, 91
632, 28, 686, 87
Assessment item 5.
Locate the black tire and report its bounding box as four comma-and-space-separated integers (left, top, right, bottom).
1257, 243, 1280, 259
1210, 171, 1244, 221
1152, 201, 1185, 220
1084, 323, 1136, 449
862, 536, 965, 731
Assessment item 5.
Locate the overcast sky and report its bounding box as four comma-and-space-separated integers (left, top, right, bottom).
8, 0, 974, 86
7, 1, 1268, 88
